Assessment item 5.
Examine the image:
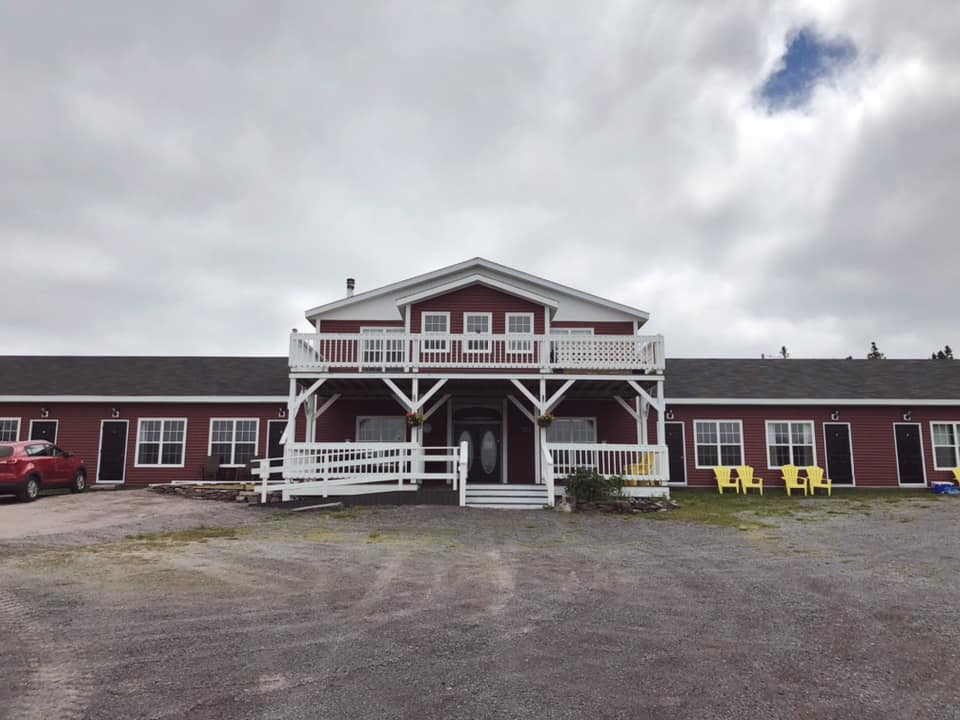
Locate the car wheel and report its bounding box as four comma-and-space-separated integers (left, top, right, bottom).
70, 470, 87, 494
18, 475, 40, 502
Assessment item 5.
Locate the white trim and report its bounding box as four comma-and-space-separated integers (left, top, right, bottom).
208, 418, 261, 467
894, 422, 928, 486
928, 421, 960, 471
664, 421, 687, 485
421, 311, 450, 353
134, 418, 188, 468
398, 274, 559, 312
266, 419, 286, 457
291, 372, 664, 382
550, 327, 595, 335
505, 312, 535, 355
823, 422, 856, 486
355, 416, 407, 443
304, 257, 650, 321
692, 419, 745, 470
0, 417, 22, 442
96, 419, 129, 484
28, 418, 59, 442
0, 396, 287, 404
463, 312, 493, 354
665, 397, 960, 406
764, 420, 817, 470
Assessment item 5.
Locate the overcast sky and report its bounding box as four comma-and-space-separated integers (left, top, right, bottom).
2, 1, 957, 359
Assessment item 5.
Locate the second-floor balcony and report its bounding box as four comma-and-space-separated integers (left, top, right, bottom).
289, 331, 665, 374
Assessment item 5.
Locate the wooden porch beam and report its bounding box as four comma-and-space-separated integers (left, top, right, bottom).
507, 394, 536, 423
413, 378, 448, 412
544, 379, 576, 414
313, 393, 341, 418
627, 380, 662, 413
382, 377, 414, 411
423, 393, 451, 421
294, 378, 327, 414
614, 395, 639, 420
509, 379, 542, 413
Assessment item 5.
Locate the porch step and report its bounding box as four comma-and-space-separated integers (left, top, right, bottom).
464, 483, 551, 509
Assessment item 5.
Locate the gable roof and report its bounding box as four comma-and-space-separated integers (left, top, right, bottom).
664, 359, 960, 403
0, 356, 289, 398
305, 257, 650, 322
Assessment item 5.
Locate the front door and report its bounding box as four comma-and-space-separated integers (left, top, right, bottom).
29, 420, 58, 442
894, 423, 925, 486
267, 420, 285, 477
824, 423, 854, 485
665, 422, 686, 484
97, 420, 128, 484
453, 407, 502, 483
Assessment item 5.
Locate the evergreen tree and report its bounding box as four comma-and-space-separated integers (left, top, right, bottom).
780, 345, 789, 359
866, 341, 885, 360
932, 345, 954, 360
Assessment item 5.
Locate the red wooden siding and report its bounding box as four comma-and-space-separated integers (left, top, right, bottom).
551, 321, 634, 335
411, 284, 546, 333
662, 405, 960, 488
316, 319, 404, 332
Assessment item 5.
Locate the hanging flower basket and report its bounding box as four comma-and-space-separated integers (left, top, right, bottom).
405, 412, 426, 427
536, 413, 556, 428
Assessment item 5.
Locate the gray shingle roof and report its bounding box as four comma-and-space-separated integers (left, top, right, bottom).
1, 356, 958, 401
0, 356, 289, 396
664, 358, 960, 400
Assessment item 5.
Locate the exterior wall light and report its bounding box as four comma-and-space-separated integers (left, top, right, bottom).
278, 407, 287, 418
665, 409, 674, 420
40, 407, 49, 418
111, 408, 120, 418
902, 410, 912, 421
830, 410, 840, 421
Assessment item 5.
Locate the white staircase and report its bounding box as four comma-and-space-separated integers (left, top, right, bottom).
463, 484, 551, 509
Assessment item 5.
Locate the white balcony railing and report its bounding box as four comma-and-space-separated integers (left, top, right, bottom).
544, 443, 670, 485
290, 332, 664, 373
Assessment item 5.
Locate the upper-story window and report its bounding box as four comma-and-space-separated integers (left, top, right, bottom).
464, 312, 492, 353
422, 312, 450, 352
506, 313, 534, 354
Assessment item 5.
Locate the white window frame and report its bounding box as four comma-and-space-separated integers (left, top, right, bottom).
135, 418, 188, 468
546, 417, 597, 444
930, 421, 960, 470
550, 327, 595, 336
463, 312, 493, 354
208, 418, 260, 467
0, 417, 21, 442
360, 326, 405, 367
693, 419, 745, 469
356, 416, 408, 443
506, 312, 535, 355
421, 311, 450, 353
765, 420, 817, 469
28, 418, 59, 442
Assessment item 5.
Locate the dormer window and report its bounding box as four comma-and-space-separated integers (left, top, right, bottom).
422, 312, 449, 352
464, 312, 492, 353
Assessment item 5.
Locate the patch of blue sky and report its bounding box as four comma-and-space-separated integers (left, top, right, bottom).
758, 27, 857, 112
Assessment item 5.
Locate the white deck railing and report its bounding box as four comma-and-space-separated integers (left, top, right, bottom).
290, 332, 664, 373
544, 443, 669, 485
252, 441, 468, 502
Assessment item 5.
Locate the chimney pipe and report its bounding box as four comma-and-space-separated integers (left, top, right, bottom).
346, 278, 355, 297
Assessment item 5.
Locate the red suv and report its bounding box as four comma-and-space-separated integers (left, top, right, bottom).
0, 441, 88, 502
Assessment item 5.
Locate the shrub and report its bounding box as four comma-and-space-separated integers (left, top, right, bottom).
563, 468, 624, 501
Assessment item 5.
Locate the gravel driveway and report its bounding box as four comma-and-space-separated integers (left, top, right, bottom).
1, 489, 958, 719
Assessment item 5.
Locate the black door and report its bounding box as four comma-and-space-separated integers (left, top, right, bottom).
824, 423, 854, 485
267, 421, 285, 477
97, 420, 128, 483
454, 408, 502, 483
29, 420, 58, 442
665, 422, 686, 484
894, 423, 925, 485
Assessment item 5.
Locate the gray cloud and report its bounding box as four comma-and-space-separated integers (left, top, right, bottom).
0, 0, 957, 359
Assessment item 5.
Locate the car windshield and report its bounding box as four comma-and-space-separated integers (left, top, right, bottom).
0, 447, 12, 458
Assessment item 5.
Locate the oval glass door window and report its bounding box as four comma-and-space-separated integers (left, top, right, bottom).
458, 431, 473, 468
480, 431, 497, 473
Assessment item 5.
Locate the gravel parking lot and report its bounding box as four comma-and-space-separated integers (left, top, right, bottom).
1, 489, 959, 720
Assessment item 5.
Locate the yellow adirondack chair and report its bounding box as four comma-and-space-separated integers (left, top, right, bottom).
952, 467, 960, 486
807, 466, 832, 496
714, 466, 738, 494
736, 466, 763, 495
781, 464, 807, 496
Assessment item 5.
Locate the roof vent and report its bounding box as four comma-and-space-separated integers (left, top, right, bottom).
346, 278, 356, 298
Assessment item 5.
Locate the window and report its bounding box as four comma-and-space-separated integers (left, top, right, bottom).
546, 418, 596, 443
209, 419, 259, 466
694, 420, 744, 468
136, 419, 187, 467
931, 422, 960, 469
506, 313, 534, 354
422, 312, 449, 352
766, 421, 816, 468
463, 312, 492, 353
357, 416, 407, 443
0, 418, 20, 442
360, 327, 405, 366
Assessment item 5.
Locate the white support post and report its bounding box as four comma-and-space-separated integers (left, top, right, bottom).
306, 394, 317, 443
280, 377, 298, 445
411, 378, 422, 483
655, 379, 665, 448
640, 398, 650, 445
413, 378, 448, 412
458, 440, 469, 506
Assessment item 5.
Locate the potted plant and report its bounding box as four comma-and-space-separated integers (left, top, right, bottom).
536, 412, 556, 428
405, 411, 425, 427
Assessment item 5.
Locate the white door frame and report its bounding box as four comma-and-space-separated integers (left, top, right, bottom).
28, 418, 59, 443
96, 419, 129, 485
664, 420, 687, 486
822, 422, 856, 486
893, 422, 927, 486
266, 419, 286, 458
